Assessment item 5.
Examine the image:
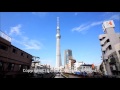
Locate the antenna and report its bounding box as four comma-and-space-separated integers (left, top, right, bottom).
57, 17, 60, 29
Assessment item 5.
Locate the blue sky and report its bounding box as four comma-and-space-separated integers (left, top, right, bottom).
0, 12, 120, 67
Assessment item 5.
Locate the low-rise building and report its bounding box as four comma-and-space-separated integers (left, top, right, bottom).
78, 64, 96, 73
74, 62, 84, 72
0, 30, 33, 78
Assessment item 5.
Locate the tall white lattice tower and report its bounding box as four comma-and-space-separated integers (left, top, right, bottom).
56, 17, 62, 69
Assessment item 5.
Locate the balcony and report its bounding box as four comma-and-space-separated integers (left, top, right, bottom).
101, 42, 111, 51
100, 36, 108, 45
101, 46, 106, 51
99, 34, 107, 40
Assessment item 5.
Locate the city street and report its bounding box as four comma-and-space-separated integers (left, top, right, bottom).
54, 74, 65, 78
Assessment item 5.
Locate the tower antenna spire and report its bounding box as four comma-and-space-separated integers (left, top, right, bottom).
56, 17, 62, 69
57, 17, 60, 29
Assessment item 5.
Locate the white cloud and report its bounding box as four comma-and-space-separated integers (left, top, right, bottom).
75, 12, 78, 16
72, 24, 86, 32
91, 21, 103, 26
72, 13, 119, 33
20, 36, 43, 50
109, 14, 120, 20
9, 24, 43, 50
104, 12, 113, 14
31, 12, 119, 34
32, 12, 48, 17
22, 39, 42, 50
9, 24, 22, 35
105, 12, 112, 14
102, 12, 120, 21
102, 12, 114, 17
72, 21, 102, 32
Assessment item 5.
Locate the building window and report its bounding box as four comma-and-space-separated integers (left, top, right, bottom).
108, 45, 112, 50
19, 65, 21, 71
0, 62, 3, 71
103, 37, 105, 40
21, 52, 24, 56
27, 66, 30, 69
0, 44, 8, 51
103, 51, 105, 54
7, 63, 12, 70
106, 39, 110, 42
12, 48, 17, 53
106, 59, 108, 62
11, 64, 14, 71
23, 66, 27, 69
112, 65, 116, 70
7, 63, 14, 71
19, 65, 23, 71
100, 37, 105, 41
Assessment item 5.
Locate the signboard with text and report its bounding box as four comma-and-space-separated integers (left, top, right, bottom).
103, 20, 115, 29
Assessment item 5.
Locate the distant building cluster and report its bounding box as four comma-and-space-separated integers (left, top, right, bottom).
63, 49, 98, 74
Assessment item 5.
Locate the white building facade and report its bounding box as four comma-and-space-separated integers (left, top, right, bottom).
99, 20, 120, 76
74, 62, 84, 72
79, 64, 97, 73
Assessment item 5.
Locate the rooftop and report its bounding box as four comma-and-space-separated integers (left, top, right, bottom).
0, 30, 11, 42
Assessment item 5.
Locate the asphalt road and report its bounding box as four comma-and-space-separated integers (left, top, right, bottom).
54, 74, 65, 78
